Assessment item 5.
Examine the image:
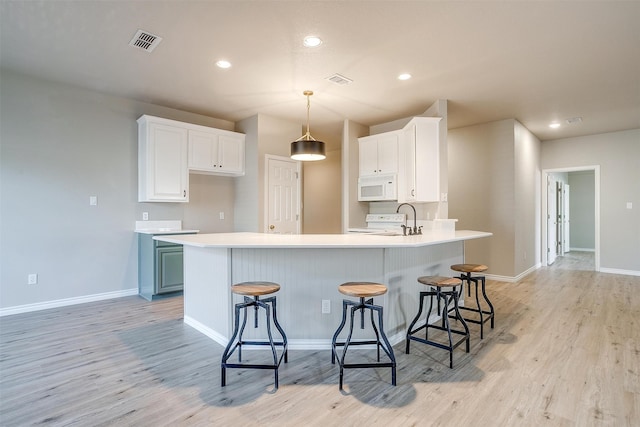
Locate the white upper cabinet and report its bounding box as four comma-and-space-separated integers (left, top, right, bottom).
138, 116, 189, 203
188, 129, 245, 176
358, 131, 400, 177
398, 117, 441, 203
138, 115, 245, 203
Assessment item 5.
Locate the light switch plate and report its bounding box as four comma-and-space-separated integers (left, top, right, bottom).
89, 196, 97, 206
627, 202, 633, 209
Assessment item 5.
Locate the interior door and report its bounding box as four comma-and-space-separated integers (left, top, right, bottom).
563, 184, 570, 254
547, 177, 558, 265
556, 181, 564, 257
266, 155, 301, 234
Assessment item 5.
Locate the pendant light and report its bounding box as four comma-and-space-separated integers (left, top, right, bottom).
290, 90, 326, 161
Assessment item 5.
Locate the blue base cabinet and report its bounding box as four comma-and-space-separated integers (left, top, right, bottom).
138, 233, 194, 301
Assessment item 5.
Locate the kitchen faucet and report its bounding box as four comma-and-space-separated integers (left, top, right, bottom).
396, 203, 421, 235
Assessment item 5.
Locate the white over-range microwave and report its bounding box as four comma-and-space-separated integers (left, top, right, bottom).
358, 174, 397, 201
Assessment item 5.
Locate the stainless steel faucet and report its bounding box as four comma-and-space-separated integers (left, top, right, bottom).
396, 203, 420, 235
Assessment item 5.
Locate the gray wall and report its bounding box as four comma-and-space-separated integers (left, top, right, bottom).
0, 71, 237, 309
541, 129, 640, 272
448, 119, 541, 279
568, 170, 595, 250
343, 119, 369, 230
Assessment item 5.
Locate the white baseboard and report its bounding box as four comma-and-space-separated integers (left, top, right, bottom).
486, 263, 540, 283
600, 267, 640, 277
0, 288, 139, 317
183, 315, 414, 351
183, 315, 228, 347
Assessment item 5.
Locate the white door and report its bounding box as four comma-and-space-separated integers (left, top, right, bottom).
563, 184, 570, 254
547, 177, 557, 265
265, 155, 301, 234
556, 181, 564, 257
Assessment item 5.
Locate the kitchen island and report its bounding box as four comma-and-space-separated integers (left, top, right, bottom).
154, 230, 491, 349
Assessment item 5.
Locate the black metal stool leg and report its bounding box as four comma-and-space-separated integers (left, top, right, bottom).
331, 299, 350, 364
480, 276, 495, 329
406, 291, 426, 354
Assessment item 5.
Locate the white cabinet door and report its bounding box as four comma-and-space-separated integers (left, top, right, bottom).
188, 130, 217, 171
138, 118, 189, 202
358, 136, 380, 176
398, 117, 441, 203
358, 132, 399, 177
399, 124, 417, 202
217, 133, 244, 175
377, 133, 399, 175
188, 130, 245, 175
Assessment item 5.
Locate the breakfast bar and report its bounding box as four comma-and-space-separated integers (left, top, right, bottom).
154, 230, 491, 350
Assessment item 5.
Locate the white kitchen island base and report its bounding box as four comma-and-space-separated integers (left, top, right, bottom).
157, 231, 491, 350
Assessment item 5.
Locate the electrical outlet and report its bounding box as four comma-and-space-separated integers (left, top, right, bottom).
219, 211, 225, 220
89, 196, 98, 206
28, 273, 38, 285
321, 299, 331, 314
142, 212, 149, 220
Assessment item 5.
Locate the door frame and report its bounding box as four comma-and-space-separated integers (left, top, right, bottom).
264, 154, 302, 234
541, 165, 600, 270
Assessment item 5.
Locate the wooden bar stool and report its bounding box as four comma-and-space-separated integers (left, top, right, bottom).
450, 264, 495, 339
221, 281, 288, 390
331, 282, 397, 390
406, 276, 470, 368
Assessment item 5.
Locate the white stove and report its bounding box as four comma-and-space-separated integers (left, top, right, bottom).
347, 213, 406, 234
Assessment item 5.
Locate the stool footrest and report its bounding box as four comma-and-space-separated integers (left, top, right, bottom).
407, 334, 469, 352
453, 307, 495, 325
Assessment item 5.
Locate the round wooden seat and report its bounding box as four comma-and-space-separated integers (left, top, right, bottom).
231, 281, 280, 296
338, 282, 388, 298
450, 264, 488, 274
417, 276, 462, 288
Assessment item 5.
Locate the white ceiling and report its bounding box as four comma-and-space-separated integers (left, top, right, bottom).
1, 1, 639, 150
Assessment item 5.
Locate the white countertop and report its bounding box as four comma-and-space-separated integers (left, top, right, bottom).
134, 220, 199, 235
136, 229, 200, 235
153, 230, 491, 249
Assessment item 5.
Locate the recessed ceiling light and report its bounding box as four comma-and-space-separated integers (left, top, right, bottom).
216, 60, 231, 69
398, 73, 412, 81
549, 122, 561, 129
303, 36, 322, 47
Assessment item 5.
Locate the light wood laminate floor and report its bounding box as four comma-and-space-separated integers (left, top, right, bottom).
1, 252, 638, 426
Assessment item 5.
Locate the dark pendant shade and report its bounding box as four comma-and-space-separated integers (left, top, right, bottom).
290, 90, 326, 161
291, 139, 326, 161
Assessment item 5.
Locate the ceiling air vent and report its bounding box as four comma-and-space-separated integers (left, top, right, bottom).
325, 73, 353, 86
129, 29, 162, 52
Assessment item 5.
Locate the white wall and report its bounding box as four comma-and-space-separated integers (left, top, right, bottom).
541, 129, 640, 273
0, 71, 237, 310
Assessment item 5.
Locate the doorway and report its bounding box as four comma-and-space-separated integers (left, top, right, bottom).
542, 166, 600, 271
